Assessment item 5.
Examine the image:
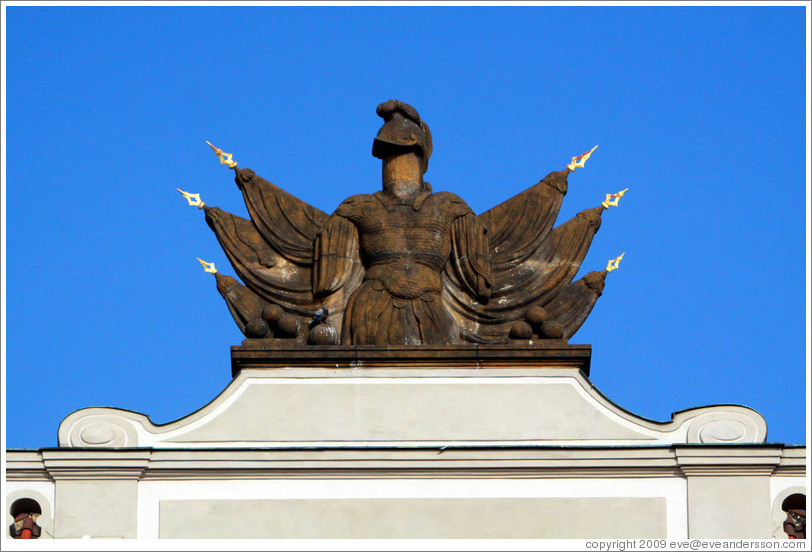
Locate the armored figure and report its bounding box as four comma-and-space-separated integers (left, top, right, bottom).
199, 100, 616, 345
314, 100, 491, 344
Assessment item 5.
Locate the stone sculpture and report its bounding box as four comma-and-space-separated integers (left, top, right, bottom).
183, 100, 625, 346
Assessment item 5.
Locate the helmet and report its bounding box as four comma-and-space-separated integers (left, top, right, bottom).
372, 99, 433, 173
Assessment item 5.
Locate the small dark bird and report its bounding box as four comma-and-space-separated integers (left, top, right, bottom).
309, 306, 329, 328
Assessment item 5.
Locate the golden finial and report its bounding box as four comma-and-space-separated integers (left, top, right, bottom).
602, 188, 628, 209
177, 188, 206, 209
606, 252, 625, 272
206, 140, 238, 169
567, 145, 598, 171
197, 258, 218, 274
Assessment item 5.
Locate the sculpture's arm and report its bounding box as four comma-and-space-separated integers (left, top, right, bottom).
477, 169, 569, 269
234, 167, 330, 265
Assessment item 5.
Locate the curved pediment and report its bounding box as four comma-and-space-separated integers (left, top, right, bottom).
59, 352, 766, 449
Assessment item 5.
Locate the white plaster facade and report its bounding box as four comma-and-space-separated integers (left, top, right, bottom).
5, 367, 807, 539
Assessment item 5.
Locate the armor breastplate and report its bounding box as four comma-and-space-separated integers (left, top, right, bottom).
337, 191, 470, 300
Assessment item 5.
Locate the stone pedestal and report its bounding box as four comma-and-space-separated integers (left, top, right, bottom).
230, 341, 593, 376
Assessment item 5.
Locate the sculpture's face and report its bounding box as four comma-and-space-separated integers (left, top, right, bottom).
382, 150, 423, 189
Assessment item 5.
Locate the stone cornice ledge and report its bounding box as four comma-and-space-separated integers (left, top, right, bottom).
41, 449, 151, 480
5, 451, 53, 481
8, 445, 805, 482
772, 447, 807, 476
674, 445, 783, 476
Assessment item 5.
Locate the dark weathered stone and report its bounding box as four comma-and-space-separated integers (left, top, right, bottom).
244, 319, 270, 339
277, 315, 300, 338
231, 342, 592, 377
261, 304, 284, 326
539, 321, 565, 340
309, 323, 338, 345
201, 100, 614, 347
525, 305, 548, 326
509, 320, 533, 340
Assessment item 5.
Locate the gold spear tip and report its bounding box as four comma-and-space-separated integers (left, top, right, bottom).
601, 188, 628, 209
177, 188, 205, 209
605, 252, 625, 273
205, 140, 238, 169
197, 257, 218, 274
567, 145, 598, 172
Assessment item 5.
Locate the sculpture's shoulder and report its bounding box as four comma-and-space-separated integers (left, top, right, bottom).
427, 191, 474, 217
333, 193, 378, 221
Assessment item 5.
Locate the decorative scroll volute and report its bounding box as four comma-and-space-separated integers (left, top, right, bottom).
685, 410, 766, 444
59, 411, 142, 447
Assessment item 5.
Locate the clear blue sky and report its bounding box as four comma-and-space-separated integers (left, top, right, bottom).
3, 5, 809, 449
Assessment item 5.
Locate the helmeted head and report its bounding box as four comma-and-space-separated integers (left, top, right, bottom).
372, 99, 433, 174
